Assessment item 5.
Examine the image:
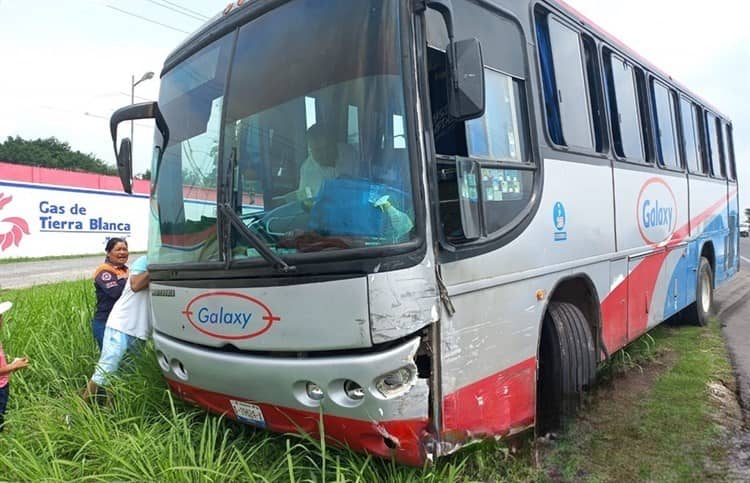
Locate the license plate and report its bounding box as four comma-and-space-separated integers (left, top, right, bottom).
229, 400, 266, 427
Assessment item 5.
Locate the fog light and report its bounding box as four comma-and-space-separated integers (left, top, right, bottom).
156, 351, 170, 372
343, 380, 365, 400
170, 359, 188, 381
306, 381, 324, 400
375, 367, 414, 397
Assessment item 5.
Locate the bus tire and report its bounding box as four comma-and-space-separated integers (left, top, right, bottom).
685, 257, 714, 326
536, 301, 596, 434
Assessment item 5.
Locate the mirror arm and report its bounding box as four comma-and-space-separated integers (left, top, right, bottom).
425, 0, 458, 90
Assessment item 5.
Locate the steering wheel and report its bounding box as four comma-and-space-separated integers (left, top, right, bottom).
261, 201, 310, 236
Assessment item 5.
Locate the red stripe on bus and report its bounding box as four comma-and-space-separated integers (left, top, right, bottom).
601, 188, 736, 353
441, 356, 536, 439
165, 379, 430, 466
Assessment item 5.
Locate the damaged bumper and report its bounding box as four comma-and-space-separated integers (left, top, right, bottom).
154, 331, 433, 465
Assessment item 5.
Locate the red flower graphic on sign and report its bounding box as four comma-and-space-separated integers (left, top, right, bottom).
0, 194, 30, 251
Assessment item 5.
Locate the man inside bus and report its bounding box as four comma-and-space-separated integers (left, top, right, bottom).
276, 122, 355, 207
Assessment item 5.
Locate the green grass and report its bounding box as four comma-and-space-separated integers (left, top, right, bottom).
541, 320, 735, 481
0, 280, 738, 480
0, 280, 536, 481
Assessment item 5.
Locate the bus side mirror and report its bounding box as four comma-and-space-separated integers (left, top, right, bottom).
117, 138, 133, 194
448, 38, 485, 121
109, 101, 169, 194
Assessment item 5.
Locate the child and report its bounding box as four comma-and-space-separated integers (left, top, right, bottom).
0, 301, 30, 431
83, 256, 151, 400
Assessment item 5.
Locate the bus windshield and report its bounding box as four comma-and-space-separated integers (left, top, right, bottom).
150, 0, 416, 265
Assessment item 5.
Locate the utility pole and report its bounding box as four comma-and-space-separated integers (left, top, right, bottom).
130, 71, 155, 150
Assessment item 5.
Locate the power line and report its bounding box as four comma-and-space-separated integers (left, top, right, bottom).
157, 0, 212, 20
144, 0, 209, 22
118, 92, 153, 102
84, 111, 153, 129
106, 5, 191, 34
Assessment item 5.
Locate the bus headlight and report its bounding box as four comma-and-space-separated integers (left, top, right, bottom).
375, 366, 415, 397
306, 381, 324, 401
343, 380, 365, 400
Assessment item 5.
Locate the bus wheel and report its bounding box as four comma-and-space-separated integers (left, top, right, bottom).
536, 301, 596, 434
685, 257, 714, 326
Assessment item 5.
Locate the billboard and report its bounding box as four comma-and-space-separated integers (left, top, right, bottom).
0, 162, 149, 259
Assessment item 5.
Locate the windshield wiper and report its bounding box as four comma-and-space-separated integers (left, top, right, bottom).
218, 203, 296, 273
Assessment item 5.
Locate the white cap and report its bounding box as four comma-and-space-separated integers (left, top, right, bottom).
0, 301, 12, 315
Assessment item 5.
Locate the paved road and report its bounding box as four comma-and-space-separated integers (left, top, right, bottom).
719, 236, 750, 415
0, 255, 105, 290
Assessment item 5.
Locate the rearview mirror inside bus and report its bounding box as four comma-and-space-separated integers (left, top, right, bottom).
117, 138, 133, 194
447, 38, 485, 121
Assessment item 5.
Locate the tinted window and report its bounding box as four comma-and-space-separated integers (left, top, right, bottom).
724, 123, 736, 180
606, 54, 644, 161
679, 98, 701, 173
547, 17, 594, 150
152, 36, 233, 264
651, 80, 679, 168
431, 6, 535, 244
706, 113, 724, 177
466, 69, 526, 162
222, 0, 417, 260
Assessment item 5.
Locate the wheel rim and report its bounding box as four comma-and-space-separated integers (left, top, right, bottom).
700, 270, 711, 314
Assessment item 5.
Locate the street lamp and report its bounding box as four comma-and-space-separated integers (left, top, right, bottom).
130, 71, 154, 148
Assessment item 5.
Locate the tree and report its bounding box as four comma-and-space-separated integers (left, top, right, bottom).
0, 136, 117, 175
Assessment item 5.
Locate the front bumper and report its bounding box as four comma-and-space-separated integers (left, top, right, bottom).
153, 331, 432, 465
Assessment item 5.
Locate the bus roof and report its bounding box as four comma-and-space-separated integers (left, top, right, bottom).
161, 0, 729, 121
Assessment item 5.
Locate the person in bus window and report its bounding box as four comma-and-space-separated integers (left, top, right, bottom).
277, 123, 355, 206
91, 238, 129, 351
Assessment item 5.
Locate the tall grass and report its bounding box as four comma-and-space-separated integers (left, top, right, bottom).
0, 280, 736, 480
0, 280, 537, 481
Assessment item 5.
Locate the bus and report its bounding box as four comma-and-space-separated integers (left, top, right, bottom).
109, 0, 739, 466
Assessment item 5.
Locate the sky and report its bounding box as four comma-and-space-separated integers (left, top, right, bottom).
0, 0, 748, 207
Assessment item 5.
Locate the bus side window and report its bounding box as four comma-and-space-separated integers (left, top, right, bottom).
724, 122, 737, 181
678, 97, 701, 174
604, 51, 646, 163
694, 106, 712, 175
705, 112, 725, 178
650, 79, 680, 169
535, 11, 602, 152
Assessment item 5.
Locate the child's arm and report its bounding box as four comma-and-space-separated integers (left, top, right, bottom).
0, 357, 29, 376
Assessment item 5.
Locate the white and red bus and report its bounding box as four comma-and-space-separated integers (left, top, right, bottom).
110, 0, 739, 465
